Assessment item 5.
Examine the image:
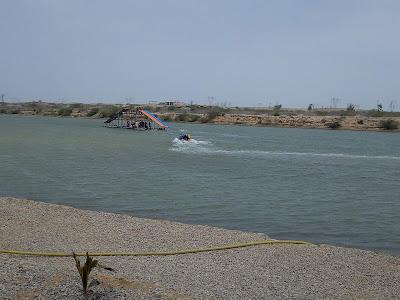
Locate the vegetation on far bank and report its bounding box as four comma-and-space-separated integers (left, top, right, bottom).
380, 119, 399, 130
1, 101, 400, 130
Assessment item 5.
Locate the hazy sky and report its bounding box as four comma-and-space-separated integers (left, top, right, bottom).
1, 0, 399, 108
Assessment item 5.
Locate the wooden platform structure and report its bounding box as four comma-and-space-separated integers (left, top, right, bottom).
104, 107, 168, 130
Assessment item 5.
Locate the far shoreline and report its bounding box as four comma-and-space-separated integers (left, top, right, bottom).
2, 112, 400, 133
1, 101, 400, 132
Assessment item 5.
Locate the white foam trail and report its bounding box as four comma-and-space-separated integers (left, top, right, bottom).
172, 138, 211, 145
169, 147, 400, 161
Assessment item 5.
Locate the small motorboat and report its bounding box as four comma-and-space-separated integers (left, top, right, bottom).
178, 133, 192, 141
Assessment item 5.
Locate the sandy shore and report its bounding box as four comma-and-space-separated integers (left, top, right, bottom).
1, 197, 399, 299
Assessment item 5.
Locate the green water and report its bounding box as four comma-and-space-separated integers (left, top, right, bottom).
1, 115, 399, 254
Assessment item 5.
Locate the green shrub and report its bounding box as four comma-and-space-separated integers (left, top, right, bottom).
380, 119, 399, 130
160, 114, 172, 121
315, 111, 329, 116
173, 113, 200, 122
203, 113, 217, 122
340, 109, 356, 116
58, 107, 73, 116
202, 108, 226, 122
25, 102, 43, 114
189, 105, 199, 112
33, 107, 42, 114
86, 107, 99, 117
327, 121, 341, 129
98, 106, 119, 118
11, 109, 21, 114
367, 110, 400, 117
175, 113, 188, 122
272, 104, 281, 116
188, 114, 200, 122
207, 111, 220, 119
367, 110, 384, 117
347, 104, 356, 111
70, 103, 84, 109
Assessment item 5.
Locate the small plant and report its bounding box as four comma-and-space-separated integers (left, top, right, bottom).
73, 252, 114, 298
327, 121, 341, 129
380, 119, 399, 130
73, 252, 98, 296
357, 119, 364, 125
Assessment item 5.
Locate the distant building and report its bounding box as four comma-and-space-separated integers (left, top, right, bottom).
159, 100, 186, 106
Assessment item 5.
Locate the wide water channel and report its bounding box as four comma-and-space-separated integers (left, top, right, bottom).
1, 115, 399, 254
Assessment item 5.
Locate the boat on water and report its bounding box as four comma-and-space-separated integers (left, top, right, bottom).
178, 133, 192, 141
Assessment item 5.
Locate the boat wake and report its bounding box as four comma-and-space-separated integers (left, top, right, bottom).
169, 144, 400, 161
172, 137, 211, 146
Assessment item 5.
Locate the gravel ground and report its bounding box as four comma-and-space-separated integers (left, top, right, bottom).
0, 197, 399, 299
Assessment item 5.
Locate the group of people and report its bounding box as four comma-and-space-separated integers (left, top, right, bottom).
126, 120, 152, 130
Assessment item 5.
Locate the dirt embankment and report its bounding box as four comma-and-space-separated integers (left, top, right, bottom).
211, 114, 400, 131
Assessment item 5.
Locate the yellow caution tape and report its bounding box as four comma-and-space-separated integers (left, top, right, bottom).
0, 239, 313, 257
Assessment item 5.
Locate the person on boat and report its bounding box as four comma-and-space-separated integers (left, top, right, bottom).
179, 133, 191, 141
